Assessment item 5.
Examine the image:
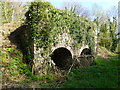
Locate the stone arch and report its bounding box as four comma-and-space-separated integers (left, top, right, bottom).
79, 45, 89, 55
51, 47, 73, 70
79, 46, 95, 66
80, 48, 92, 55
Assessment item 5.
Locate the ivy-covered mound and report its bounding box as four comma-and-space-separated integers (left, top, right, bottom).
24, 1, 97, 75
25, 1, 97, 55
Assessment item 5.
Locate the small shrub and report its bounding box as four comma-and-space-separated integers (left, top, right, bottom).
10, 71, 19, 75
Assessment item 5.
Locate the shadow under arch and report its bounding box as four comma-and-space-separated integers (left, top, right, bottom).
80, 48, 96, 66
81, 48, 92, 55
51, 47, 73, 70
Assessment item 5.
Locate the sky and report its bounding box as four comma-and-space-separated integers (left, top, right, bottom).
45, 0, 119, 11
5, 0, 119, 12
7, 0, 119, 10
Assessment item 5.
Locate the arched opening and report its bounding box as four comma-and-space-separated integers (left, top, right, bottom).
79, 48, 94, 66
81, 48, 92, 55
51, 47, 73, 70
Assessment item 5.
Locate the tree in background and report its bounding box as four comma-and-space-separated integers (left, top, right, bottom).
0, 0, 2, 25
62, 2, 90, 18
1, 1, 13, 23
92, 4, 118, 52
108, 6, 120, 52
0, 0, 30, 24
63, 2, 118, 52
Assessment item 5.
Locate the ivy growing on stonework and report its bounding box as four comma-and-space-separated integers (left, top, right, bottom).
25, 1, 97, 55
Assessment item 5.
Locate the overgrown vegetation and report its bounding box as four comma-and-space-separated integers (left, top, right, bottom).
25, 1, 97, 57
2, 48, 29, 82
1, 0, 119, 88
1, 47, 62, 88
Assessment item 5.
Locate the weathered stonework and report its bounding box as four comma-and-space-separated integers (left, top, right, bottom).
32, 31, 97, 75
1, 22, 97, 76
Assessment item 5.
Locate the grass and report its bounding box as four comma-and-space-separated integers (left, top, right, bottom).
60, 54, 119, 88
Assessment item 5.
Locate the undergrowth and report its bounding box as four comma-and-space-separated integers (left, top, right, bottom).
1, 47, 63, 88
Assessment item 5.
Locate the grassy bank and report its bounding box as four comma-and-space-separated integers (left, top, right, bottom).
20, 54, 119, 88
60, 54, 119, 88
